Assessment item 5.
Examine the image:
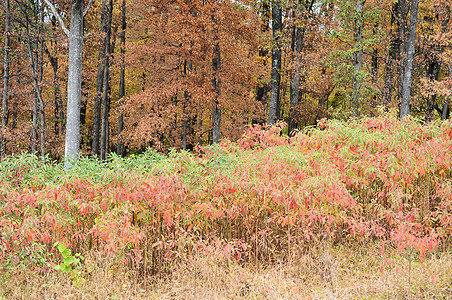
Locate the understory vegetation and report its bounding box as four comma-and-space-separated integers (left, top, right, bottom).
1, 114, 452, 298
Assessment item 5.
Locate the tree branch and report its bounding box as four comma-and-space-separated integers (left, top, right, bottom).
84, 0, 93, 17
43, 0, 69, 37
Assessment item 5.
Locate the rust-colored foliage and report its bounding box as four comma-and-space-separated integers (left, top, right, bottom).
121, 0, 265, 150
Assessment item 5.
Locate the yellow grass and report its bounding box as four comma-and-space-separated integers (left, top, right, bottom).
2, 242, 451, 299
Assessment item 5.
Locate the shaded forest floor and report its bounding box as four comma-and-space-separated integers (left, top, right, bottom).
1, 115, 452, 299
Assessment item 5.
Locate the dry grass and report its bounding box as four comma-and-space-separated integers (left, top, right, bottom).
2, 243, 451, 299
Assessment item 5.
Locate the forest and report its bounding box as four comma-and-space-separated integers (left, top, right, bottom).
0, 0, 450, 159
1, 0, 452, 298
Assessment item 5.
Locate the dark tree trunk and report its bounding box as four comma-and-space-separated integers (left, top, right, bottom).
443, 60, 452, 120
400, 0, 419, 119
442, 97, 450, 120
92, 0, 109, 156
425, 5, 450, 122
383, 0, 407, 107
45, 45, 64, 138
182, 97, 187, 150
268, 0, 282, 126
100, 0, 113, 160
352, 0, 365, 117
25, 6, 45, 157
181, 60, 192, 150
38, 5, 45, 158
211, 6, 221, 144
32, 97, 38, 154
117, 0, 126, 156
1, 0, 11, 158
254, 0, 270, 123
425, 61, 441, 122
289, 0, 315, 134
289, 19, 304, 135
371, 24, 379, 83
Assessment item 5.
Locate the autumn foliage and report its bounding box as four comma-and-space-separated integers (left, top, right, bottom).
1, 115, 451, 287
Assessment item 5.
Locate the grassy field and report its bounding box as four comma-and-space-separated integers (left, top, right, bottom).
1, 115, 452, 299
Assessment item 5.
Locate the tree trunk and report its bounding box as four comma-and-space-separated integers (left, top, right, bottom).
371, 25, 379, 83
425, 5, 450, 122
92, 0, 109, 156
64, 0, 85, 168
181, 60, 192, 151
351, 0, 365, 117
268, 0, 282, 126
383, 1, 407, 107
443, 60, 452, 120
182, 93, 188, 150
25, 13, 45, 157
1, 0, 11, 158
211, 6, 221, 144
117, 0, 126, 156
442, 97, 450, 120
289, 24, 304, 135
45, 45, 64, 137
254, 0, 270, 124
100, 0, 113, 160
32, 97, 38, 154
38, 5, 46, 158
400, 0, 419, 119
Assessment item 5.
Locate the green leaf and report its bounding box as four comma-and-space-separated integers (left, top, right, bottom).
57, 243, 66, 253
63, 256, 75, 266
73, 277, 85, 287
58, 262, 71, 273
62, 248, 71, 258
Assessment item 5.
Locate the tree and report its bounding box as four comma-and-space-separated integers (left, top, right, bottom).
383, 0, 408, 107
122, 0, 263, 150
268, 0, 282, 126
1, 0, 11, 158
400, 0, 419, 119
100, 0, 113, 160
419, 2, 451, 122
116, 0, 126, 155
92, 0, 110, 156
289, 0, 315, 135
351, 0, 365, 117
44, 0, 92, 167
22, 0, 46, 157
211, 2, 221, 144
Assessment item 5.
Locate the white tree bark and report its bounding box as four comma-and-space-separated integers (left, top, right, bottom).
64, 0, 85, 168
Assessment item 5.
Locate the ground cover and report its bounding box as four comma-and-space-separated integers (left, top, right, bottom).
1, 114, 451, 299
